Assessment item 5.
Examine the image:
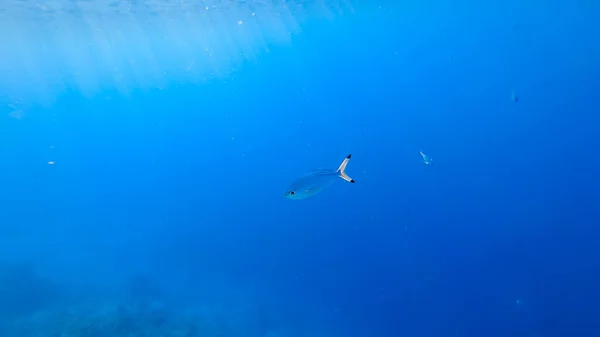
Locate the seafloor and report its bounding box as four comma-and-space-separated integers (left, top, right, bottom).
0, 261, 290, 337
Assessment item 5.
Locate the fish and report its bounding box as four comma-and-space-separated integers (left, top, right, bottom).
510, 88, 519, 103
284, 154, 355, 200
420, 151, 434, 165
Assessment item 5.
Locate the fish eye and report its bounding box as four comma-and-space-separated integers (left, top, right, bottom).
290, 191, 295, 195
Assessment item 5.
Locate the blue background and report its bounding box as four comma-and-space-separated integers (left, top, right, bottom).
1, 1, 599, 336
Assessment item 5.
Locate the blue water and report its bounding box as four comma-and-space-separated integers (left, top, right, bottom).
1, 1, 599, 336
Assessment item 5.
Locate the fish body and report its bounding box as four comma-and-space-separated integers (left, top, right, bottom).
510, 88, 519, 103
420, 151, 433, 165
284, 154, 355, 200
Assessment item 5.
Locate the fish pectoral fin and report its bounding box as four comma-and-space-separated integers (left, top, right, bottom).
336, 154, 355, 183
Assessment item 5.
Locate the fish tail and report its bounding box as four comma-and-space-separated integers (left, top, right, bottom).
336, 154, 355, 183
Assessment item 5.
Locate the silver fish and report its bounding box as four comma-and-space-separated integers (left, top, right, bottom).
420, 151, 434, 165
284, 154, 355, 200
510, 88, 519, 103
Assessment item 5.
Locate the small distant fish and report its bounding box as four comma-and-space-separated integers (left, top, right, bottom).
420, 151, 433, 165
284, 154, 355, 200
510, 88, 519, 103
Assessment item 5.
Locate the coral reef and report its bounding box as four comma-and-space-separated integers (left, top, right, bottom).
2, 300, 238, 337
0, 265, 284, 337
